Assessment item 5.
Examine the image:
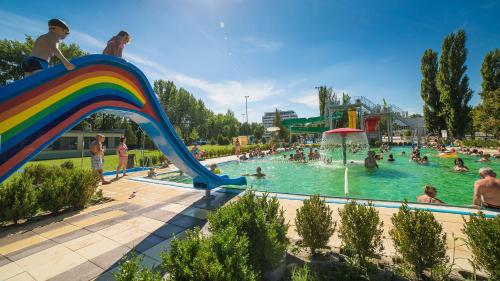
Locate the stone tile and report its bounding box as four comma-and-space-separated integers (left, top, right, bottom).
51, 229, 92, 244
126, 234, 164, 254
140, 254, 161, 270
141, 209, 178, 222
97, 223, 133, 238
75, 237, 121, 260
71, 210, 127, 228
0, 254, 10, 267
63, 233, 106, 251
142, 239, 172, 262
122, 216, 165, 233
47, 261, 104, 281
16, 244, 87, 281
0, 233, 47, 256
87, 202, 129, 215
5, 239, 58, 261
93, 266, 119, 281
180, 207, 209, 219
151, 224, 185, 240
169, 215, 206, 229
6, 272, 35, 281
90, 245, 131, 270
0, 262, 24, 280
63, 213, 95, 224
160, 203, 187, 213
107, 227, 149, 245
83, 219, 119, 232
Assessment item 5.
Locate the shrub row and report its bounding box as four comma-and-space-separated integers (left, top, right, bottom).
294, 196, 500, 280
462, 139, 500, 148
0, 164, 99, 224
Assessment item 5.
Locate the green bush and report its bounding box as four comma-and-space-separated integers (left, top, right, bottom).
67, 169, 100, 209
291, 264, 315, 281
210, 138, 217, 145
150, 155, 159, 165
24, 164, 60, 185
113, 252, 162, 281
0, 174, 38, 224
338, 201, 384, 274
390, 203, 449, 280
60, 160, 74, 169
462, 213, 500, 280
208, 190, 289, 276
217, 135, 225, 145
295, 194, 335, 255
38, 176, 70, 213
139, 157, 152, 167
462, 139, 500, 148
161, 227, 257, 281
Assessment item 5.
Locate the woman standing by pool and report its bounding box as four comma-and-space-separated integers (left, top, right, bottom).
115, 136, 128, 179
235, 138, 241, 156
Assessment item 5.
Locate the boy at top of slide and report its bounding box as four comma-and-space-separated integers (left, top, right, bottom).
21, 18, 75, 76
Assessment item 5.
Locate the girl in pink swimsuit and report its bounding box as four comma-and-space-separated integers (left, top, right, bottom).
115, 136, 128, 179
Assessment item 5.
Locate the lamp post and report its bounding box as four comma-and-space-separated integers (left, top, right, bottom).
244, 95, 249, 135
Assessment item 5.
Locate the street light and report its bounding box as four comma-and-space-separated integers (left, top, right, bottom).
244, 95, 249, 135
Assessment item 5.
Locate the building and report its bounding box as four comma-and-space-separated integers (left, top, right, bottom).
33, 130, 124, 160
262, 110, 298, 137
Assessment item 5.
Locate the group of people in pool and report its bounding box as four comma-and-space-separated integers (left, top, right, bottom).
286, 147, 321, 163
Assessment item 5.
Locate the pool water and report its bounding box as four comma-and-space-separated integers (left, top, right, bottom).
157, 147, 499, 207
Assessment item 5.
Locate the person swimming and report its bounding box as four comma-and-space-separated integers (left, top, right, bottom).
364, 151, 378, 169
480, 154, 491, 162
454, 158, 469, 172
209, 163, 221, 174
419, 156, 429, 164
243, 166, 266, 178
417, 185, 445, 204
387, 154, 395, 162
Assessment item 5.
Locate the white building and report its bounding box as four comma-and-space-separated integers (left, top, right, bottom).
262, 110, 298, 137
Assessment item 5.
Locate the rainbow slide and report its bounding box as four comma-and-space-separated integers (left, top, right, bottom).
0, 55, 246, 189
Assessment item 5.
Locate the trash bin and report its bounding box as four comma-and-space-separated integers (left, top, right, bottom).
127, 154, 135, 168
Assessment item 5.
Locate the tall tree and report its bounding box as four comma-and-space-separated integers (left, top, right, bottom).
473, 49, 500, 137
420, 49, 445, 135
318, 86, 332, 116
273, 109, 288, 141
437, 29, 473, 139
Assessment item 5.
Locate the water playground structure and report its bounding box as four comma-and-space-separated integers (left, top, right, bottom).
0, 55, 247, 191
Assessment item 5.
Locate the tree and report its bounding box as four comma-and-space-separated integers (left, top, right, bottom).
437, 29, 473, 139
473, 49, 500, 137
273, 109, 288, 141
317, 86, 332, 116
420, 49, 445, 135
0, 36, 87, 85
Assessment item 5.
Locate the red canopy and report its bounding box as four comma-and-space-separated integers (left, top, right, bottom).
324, 128, 364, 135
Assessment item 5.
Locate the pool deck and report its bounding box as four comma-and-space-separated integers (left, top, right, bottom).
0, 155, 497, 280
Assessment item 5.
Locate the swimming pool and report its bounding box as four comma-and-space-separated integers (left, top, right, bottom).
156, 147, 499, 207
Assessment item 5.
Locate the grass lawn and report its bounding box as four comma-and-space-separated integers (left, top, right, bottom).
25, 144, 257, 172
26, 150, 162, 172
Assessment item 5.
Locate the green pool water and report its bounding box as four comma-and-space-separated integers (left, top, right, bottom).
157, 147, 499, 207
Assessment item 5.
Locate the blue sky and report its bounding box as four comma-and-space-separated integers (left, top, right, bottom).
1, 0, 498, 122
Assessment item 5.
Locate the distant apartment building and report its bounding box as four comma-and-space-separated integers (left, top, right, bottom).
262, 110, 298, 137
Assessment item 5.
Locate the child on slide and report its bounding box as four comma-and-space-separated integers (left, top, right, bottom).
21, 19, 75, 76
103, 31, 130, 58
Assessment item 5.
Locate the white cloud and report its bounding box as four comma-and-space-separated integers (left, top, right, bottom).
71, 30, 106, 49
219, 21, 225, 28
239, 36, 282, 53
290, 90, 319, 109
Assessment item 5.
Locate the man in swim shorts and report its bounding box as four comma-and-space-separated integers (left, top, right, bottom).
21, 19, 75, 76
473, 167, 500, 209
90, 134, 110, 185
